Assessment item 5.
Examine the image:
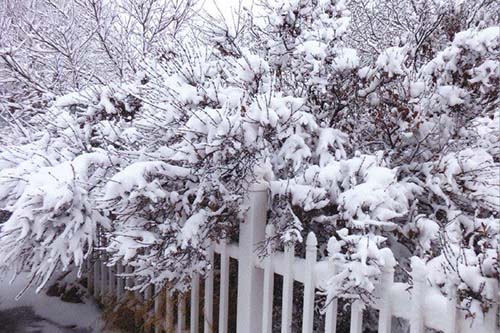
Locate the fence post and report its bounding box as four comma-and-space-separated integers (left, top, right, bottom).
378, 264, 395, 333
410, 257, 426, 333
302, 232, 317, 333
236, 181, 267, 333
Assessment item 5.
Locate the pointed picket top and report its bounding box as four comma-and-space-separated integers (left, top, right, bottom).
306, 232, 317, 248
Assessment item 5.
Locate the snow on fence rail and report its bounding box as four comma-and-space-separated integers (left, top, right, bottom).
86, 182, 499, 333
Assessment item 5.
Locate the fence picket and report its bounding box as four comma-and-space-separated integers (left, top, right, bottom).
134, 281, 142, 301
262, 225, 275, 333
219, 240, 229, 333
302, 233, 317, 333
281, 243, 295, 333
410, 259, 425, 333
116, 262, 124, 300
349, 300, 363, 333
177, 293, 187, 333
93, 259, 100, 299
204, 245, 214, 333
324, 297, 338, 333
324, 259, 337, 333
377, 266, 394, 333
145, 285, 153, 332
86, 260, 93, 296
154, 286, 162, 333
485, 279, 499, 333
166, 291, 174, 332
108, 264, 116, 297
446, 285, 458, 333
190, 273, 200, 333
100, 260, 108, 303
125, 265, 133, 293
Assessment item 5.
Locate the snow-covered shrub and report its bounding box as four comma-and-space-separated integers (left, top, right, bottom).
0, 151, 112, 294
0, 82, 140, 292
0, 0, 498, 328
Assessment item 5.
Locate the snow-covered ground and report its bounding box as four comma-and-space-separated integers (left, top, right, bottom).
0, 273, 102, 333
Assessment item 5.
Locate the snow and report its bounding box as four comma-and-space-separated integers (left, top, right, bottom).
0, 272, 102, 332
179, 210, 207, 248
409, 81, 425, 98
437, 85, 465, 106
102, 161, 191, 201
332, 48, 359, 71
376, 46, 407, 77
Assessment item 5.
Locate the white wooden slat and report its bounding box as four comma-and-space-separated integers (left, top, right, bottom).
204, 245, 214, 333
236, 183, 266, 333
125, 265, 133, 293
154, 286, 162, 333
134, 285, 142, 301
262, 225, 275, 333
252, 251, 306, 284
166, 291, 174, 332
145, 285, 153, 332
177, 293, 187, 333
484, 278, 498, 333
324, 259, 337, 333
302, 233, 317, 333
100, 260, 108, 303
213, 243, 239, 259
446, 285, 458, 333
410, 259, 426, 333
116, 262, 124, 300
377, 266, 394, 333
190, 273, 200, 333
219, 240, 230, 333
281, 243, 295, 333
108, 264, 116, 297
134, 271, 142, 302
349, 300, 363, 333
93, 259, 100, 299
324, 297, 338, 333
86, 260, 93, 296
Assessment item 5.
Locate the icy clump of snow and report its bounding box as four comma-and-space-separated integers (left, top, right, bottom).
376, 46, 407, 77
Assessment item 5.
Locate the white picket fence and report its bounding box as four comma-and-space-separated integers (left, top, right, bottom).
87, 182, 499, 333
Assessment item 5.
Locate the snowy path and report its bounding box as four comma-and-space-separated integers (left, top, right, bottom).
0, 306, 93, 333
0, 273, 102, 332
